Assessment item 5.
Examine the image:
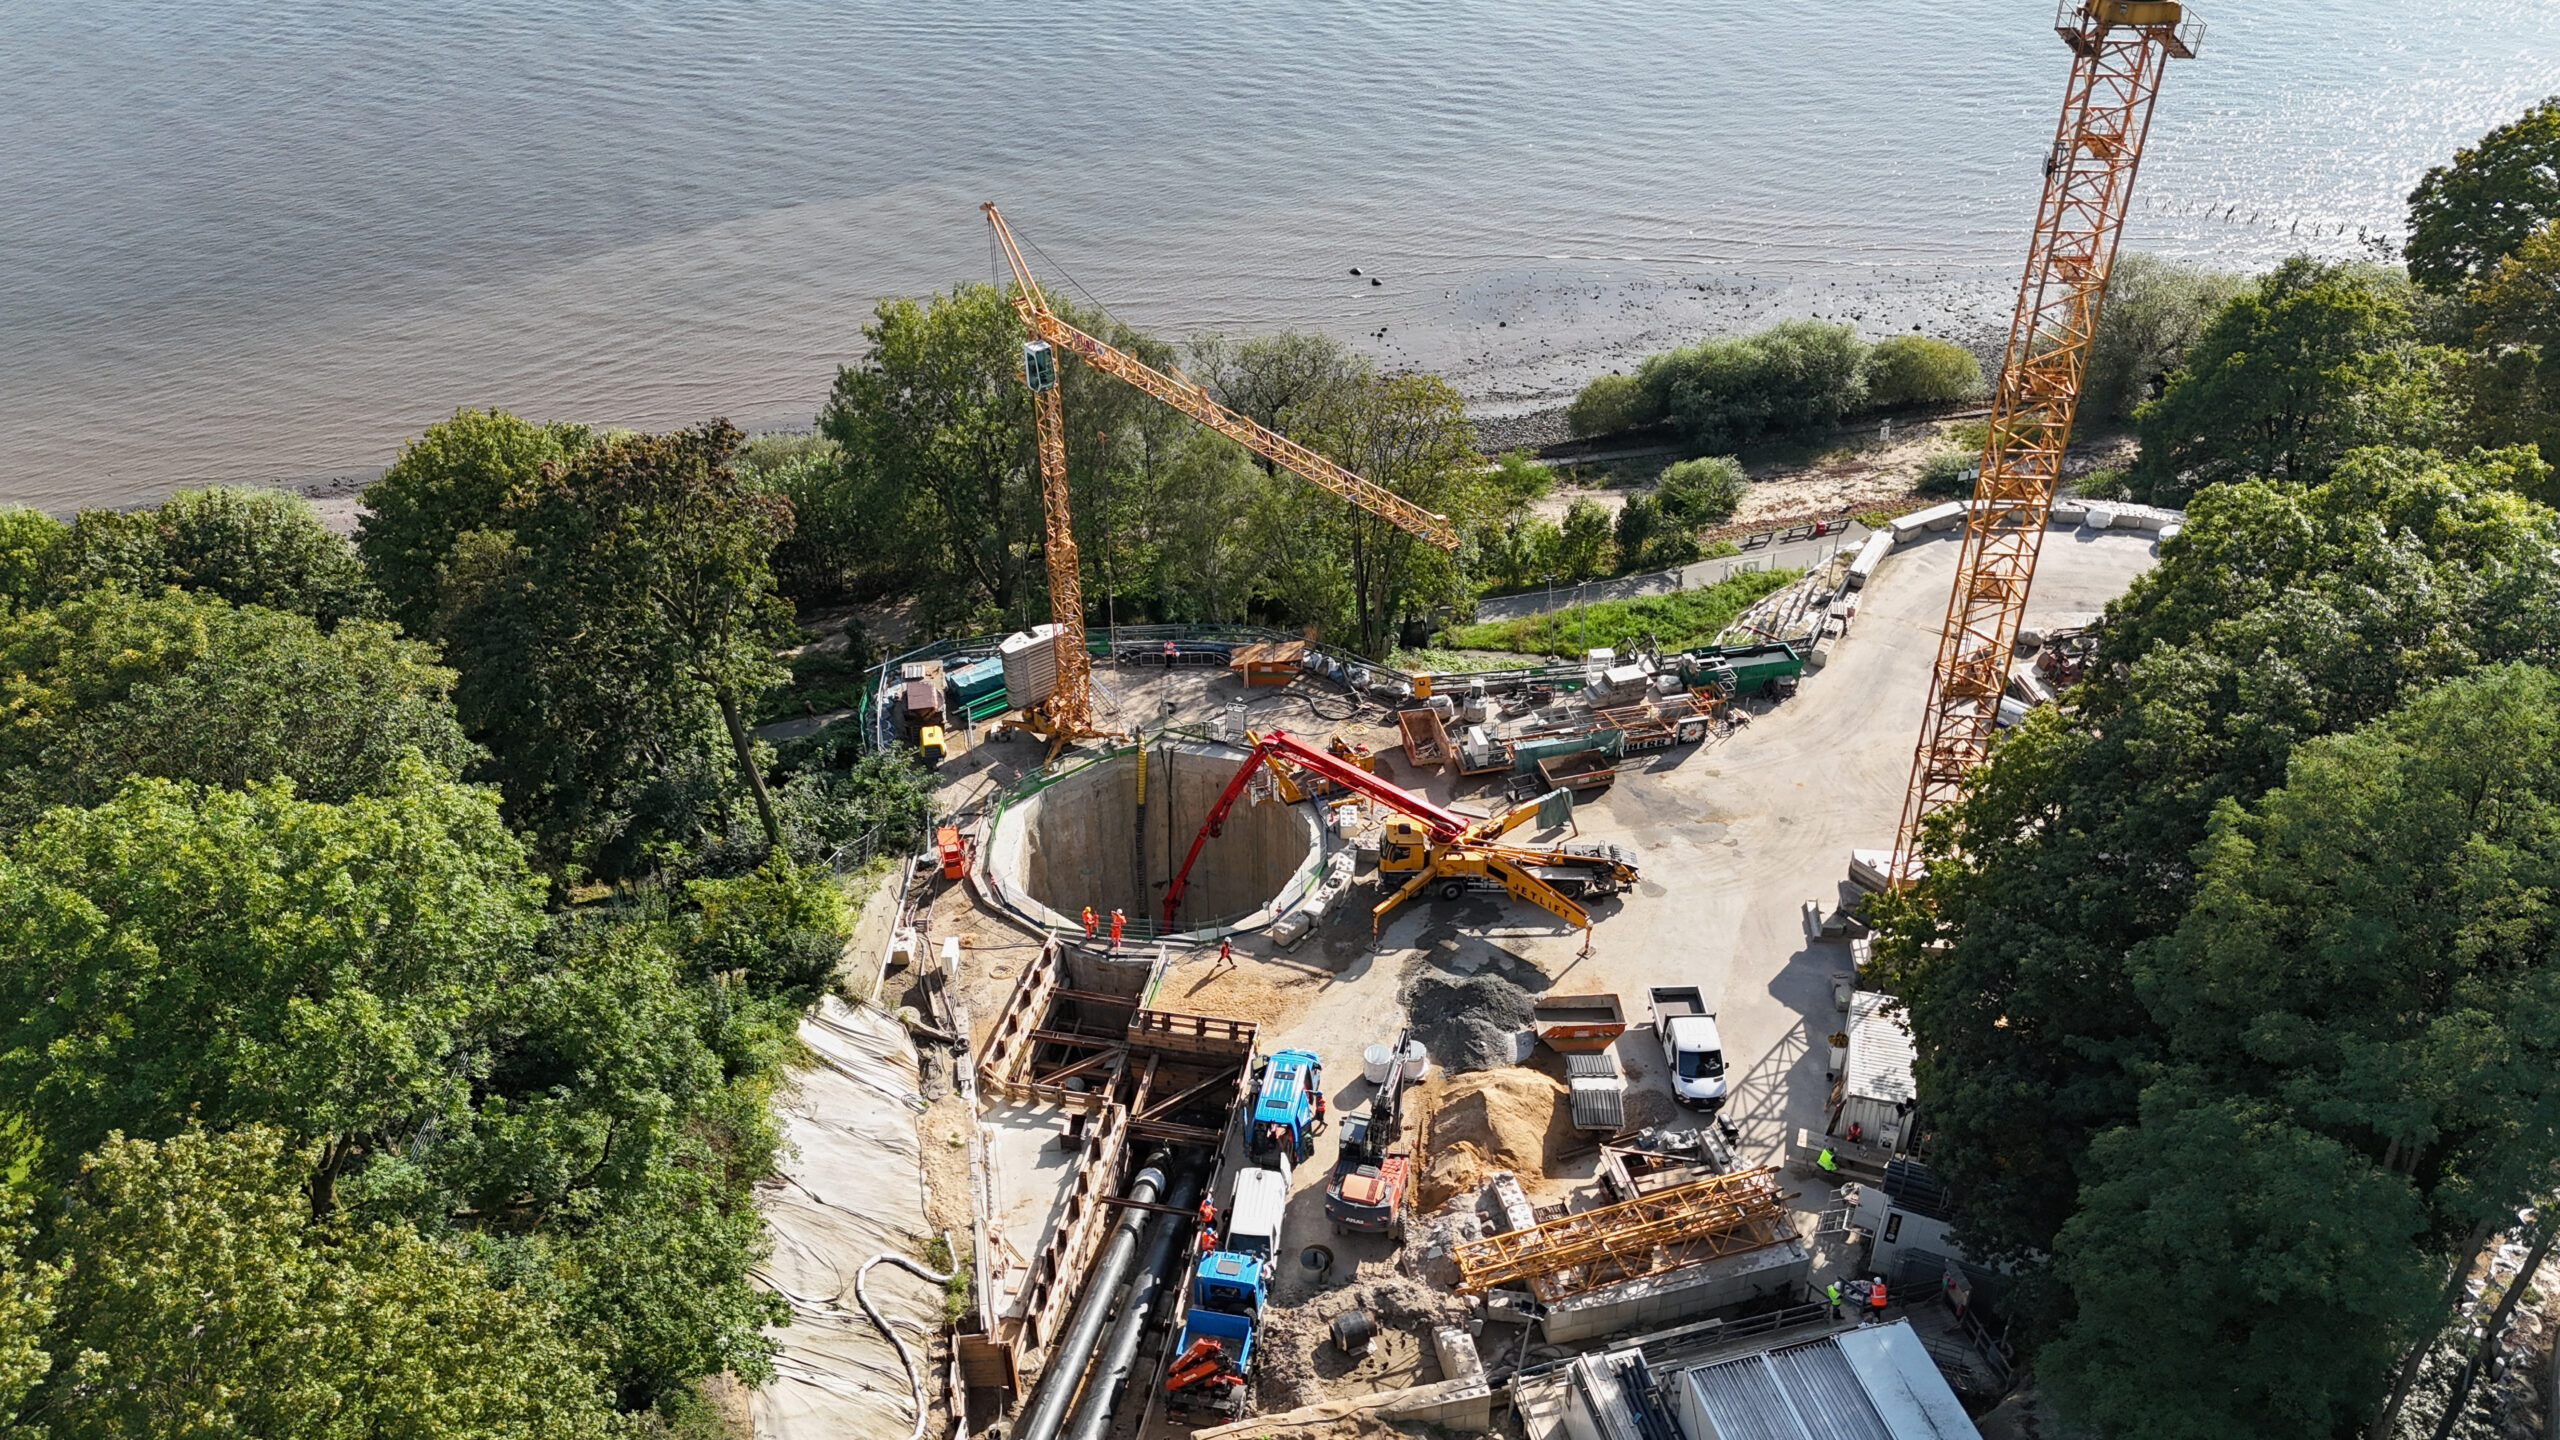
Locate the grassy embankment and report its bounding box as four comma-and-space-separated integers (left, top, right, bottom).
1445, 568, 1799, 658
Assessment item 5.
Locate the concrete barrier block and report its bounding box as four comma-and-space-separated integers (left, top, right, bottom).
2084, 504, 2119, 529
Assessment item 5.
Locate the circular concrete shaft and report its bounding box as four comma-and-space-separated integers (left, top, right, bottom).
986, 739, 1324, 939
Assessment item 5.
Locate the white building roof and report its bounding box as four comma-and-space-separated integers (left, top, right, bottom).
1681, 1321, 1977, 1440
1845, 991, 1917, 1106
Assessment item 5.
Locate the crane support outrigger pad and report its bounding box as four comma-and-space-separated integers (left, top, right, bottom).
1162, 729, 1638, 938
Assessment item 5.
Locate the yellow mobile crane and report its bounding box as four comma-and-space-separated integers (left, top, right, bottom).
980, 203, 1461, 756
1891, 0, 2200, 880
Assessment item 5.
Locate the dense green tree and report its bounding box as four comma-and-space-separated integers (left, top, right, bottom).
0, 510, 66, 612
1557, 498, 1613, 581
819, 284, 1191, 633
1656, 456, 1749, 525
23, 1126, 615, 1440
0, 1189, 55, 1435
2039, 1085, 2436, 1440
2461, 219, 2560, 481
1565, 372, 1658, 438
741, 434, 865, 604
0, 771, 542, 1200
1264, 371, 1485, 656
1873, 446, 2560, 1272
375, 918, 791, 1406
356, 409, 592, 637
0, 589, 474, 828
1612, 495, 1661, 570
2405, 96, 2560, 296
151, 488, 376, 626
2024, 663, 2560, 1437
2133, 259, 2462, 503
1859, 334, 1983, 409
1641, 320, 1868, 451
40, 489, 376, 626
1142, 431, 1268, 622
682, 856, 851, 999
445, 422, 794, 870
2083, 253, 2249, 423
1195, 329, 1366, 451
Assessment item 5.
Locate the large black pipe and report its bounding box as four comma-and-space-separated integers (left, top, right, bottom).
1062, 1159, 1205, 1440
1014, 1151, 1172, 1440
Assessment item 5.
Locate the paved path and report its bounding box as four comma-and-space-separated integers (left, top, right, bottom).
1472, 523, 1875, 622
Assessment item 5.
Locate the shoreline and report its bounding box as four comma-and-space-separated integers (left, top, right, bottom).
16, 265, 2019, 519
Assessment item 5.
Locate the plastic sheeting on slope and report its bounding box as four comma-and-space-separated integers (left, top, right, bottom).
752, 996, 940, 1440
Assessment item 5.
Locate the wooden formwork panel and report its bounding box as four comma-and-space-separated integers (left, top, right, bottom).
1127, 1007, 1258, 1059
978, 937, 1065, 1098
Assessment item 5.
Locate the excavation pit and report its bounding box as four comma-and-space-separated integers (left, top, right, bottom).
983, 737, 1327, 941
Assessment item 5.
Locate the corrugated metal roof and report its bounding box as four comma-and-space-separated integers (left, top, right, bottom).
1680, 1324, 1975, 1440
1767, 1341, 1893, 1440
1834, 1325, 1980, 1439
1570, 1077, 1625, 1131
1845, 992, 1916, 1105
1688, 1351, 1805, 1439
1566, 1051, 1621, 1079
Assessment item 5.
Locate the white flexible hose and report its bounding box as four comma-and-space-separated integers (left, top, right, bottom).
859, 1236, 958, 1440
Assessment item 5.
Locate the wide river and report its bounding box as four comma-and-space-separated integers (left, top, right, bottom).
5, 0, 2554, 509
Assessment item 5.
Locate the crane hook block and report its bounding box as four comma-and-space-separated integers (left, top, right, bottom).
1022, 340, 1059, 393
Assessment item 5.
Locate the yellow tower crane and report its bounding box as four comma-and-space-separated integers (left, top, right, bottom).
1890, 0, 2201, 882
980, 202, 1461, 756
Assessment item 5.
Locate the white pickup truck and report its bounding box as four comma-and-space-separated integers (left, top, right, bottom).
1649, 986, 1728, 1113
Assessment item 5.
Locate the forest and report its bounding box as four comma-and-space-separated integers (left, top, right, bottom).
1870, 96, 2560, 1439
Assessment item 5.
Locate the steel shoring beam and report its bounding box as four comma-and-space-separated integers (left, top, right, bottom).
1891, 10, 2187, 882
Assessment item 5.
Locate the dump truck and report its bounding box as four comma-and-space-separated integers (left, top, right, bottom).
1168, 1163, 1285, 1415
1247, 1050, 1324, 1165
1650, 986, 1728, 1113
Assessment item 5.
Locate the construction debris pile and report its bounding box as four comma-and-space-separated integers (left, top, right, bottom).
1416, 1069, 1580, 1211
1401, 961, 1543, 1074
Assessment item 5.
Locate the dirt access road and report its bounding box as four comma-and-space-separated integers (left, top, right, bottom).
1212, 524, 2163, 1315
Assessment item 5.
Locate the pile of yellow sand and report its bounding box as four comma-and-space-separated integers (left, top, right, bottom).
1416, 1068, 1576, 1210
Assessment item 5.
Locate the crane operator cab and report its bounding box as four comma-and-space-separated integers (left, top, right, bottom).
1022, 340, 1058, 393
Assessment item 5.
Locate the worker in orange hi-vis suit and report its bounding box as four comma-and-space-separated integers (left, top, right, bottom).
1110, 908, 1126, 952
1082, 905, 1097, 938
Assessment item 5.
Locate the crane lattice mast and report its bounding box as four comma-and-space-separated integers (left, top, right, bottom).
981, 203, 1461, 749
1891, 0, 2200, 882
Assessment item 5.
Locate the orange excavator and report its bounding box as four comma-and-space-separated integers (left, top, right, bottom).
1163, 730, 1638, 937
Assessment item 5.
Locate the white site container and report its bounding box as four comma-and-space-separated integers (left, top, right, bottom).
999, 624, 1064, 710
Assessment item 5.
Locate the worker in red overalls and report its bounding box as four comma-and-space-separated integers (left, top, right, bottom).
1110, 908, 1126, 952
1082, 905, 1097, 939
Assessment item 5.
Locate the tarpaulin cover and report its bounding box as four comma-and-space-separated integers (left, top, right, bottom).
751, 997, 940, 1440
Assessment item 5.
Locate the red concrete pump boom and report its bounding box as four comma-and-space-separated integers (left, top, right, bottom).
1162, 730, 1470, 929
